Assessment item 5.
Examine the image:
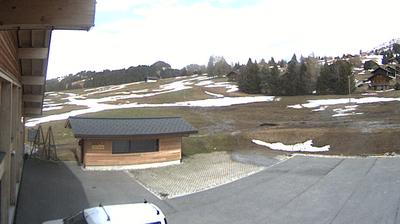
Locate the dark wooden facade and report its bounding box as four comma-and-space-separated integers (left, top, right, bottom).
369, 67, 394, 90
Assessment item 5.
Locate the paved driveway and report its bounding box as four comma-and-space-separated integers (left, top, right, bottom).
16, 156, 400, 224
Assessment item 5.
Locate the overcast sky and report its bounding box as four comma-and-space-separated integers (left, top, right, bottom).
46, 0, 400, 79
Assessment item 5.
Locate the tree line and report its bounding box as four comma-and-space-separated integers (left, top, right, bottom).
46, 61, 184, 91
237, 55, 354, 95
46, 53, 356, 96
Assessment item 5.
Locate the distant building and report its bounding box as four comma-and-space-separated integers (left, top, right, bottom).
66, 117, 197, 168
145, 76, 159, 83
227, 71, 239, 82
368, 66, 396, 90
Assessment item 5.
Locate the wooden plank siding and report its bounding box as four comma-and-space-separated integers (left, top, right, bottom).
83, 137, 182, 166
0, 0, 96, 30
0, 31, 19, 80
370, 74, 392, 86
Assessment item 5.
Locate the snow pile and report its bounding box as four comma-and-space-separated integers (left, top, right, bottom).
252, 139, 330, 152
205, 91, 224, 98
332, 105, 363, 117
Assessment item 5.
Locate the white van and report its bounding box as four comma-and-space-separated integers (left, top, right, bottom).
43, 203, 167, 224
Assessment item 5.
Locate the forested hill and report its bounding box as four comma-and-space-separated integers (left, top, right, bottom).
45, 61, 190, 91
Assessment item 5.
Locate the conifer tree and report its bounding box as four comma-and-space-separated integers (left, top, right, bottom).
207, 56, 215, 76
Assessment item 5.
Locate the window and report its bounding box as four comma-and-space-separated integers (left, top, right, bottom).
130, 140, 159, 153
112, 139, 159, 154
112, 140, 130, 154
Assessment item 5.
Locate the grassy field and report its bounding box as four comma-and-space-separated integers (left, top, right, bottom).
31, 76, 400, 161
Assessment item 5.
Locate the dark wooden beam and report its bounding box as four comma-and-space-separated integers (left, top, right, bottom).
22, 94, 43, 103
18, 48, 48, 59
23, 107, 42, 116
21, 76, 45, 86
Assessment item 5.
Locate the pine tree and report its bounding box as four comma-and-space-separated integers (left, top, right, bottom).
268, 57, 276, 66
214, 57, 231, 76
207, 56, 215, 76
281, 54, 299, 95
238, 58, 261, 93
316, 60, 353, 95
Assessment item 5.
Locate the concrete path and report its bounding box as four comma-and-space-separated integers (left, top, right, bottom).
15, 155, 400, 224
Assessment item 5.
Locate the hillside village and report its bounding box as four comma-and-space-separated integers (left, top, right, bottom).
46, 39, 400, 95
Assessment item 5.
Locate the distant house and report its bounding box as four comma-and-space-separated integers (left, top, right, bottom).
145, 76, 159, 83
368, 66, 395, 90
71, 79, 86, 89
227, 71, 239, 82
66, 117, 197, 168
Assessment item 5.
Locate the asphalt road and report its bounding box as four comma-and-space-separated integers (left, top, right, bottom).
16, 156, 400, 224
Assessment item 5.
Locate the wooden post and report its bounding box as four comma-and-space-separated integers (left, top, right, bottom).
9, 86, 19, 205
0, 81, 12, 224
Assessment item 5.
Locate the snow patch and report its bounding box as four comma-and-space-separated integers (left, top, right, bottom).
287, 97, 400, 109
376, 89, 395, 93
312, 106, 328, 112
205, 91, 224, 98
195, 80, 214, 86
332, 112, 364, 117
252, 139, 330, 152
362, 93, 377, 96
42, 106, 63, 112
205, 82, 238, 93
332, 105, 363, 117
26, 96, 278, 127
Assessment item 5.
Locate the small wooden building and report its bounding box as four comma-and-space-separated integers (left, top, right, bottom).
368, 67, 395, 90
227, 71, 239, 82
66, 117, 197, 168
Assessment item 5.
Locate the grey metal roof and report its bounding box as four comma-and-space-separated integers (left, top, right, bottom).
67, 116, 198, 138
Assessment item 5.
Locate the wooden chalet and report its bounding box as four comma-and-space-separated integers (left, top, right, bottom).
0, 1, 95, 223
368, 66, 395, 90
227, 70, 239, 82
66, 117, 198, 168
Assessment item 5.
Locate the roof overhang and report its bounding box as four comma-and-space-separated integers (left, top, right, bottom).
72, 132, 198, 139
0, 0, 96, 30
0, 0, 96, 117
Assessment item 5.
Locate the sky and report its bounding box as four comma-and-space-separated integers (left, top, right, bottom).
46, 0, 400, 79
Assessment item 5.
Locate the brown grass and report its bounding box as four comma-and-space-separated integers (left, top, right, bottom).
33, 76, 400, 160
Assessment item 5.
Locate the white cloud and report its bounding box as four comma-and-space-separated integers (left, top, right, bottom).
47, 0, 400, 79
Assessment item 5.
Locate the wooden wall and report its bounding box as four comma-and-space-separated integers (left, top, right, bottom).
82, 136, 182, 166
0, 31, 19, 80
370, 74, 391, 86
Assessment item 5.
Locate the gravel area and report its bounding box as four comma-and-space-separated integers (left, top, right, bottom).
128, 151, 265, 199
